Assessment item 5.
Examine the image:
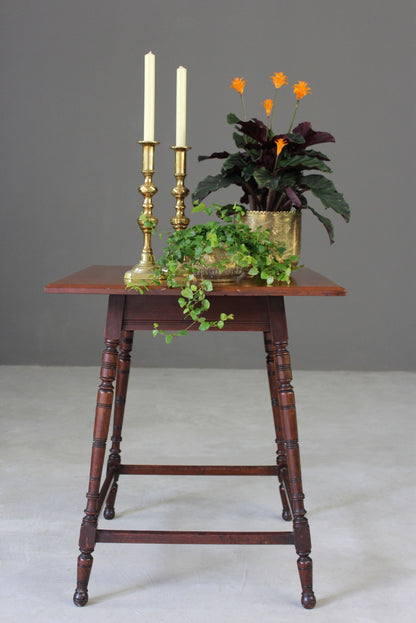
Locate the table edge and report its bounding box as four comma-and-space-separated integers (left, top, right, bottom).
44, 265, 347, 297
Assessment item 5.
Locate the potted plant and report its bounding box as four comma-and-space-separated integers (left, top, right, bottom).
192, 73, 351, 254
129, 203, 296, 342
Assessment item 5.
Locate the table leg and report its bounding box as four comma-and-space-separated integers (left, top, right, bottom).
73, 295, 124, 607
104, 330, 134, 520
263, 331, 292, 522
267, 297, 316, 610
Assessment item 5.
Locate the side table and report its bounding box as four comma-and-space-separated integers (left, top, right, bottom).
45, 265, 346, 609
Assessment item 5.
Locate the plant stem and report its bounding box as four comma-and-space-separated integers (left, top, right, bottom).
269, 90, 278, 134
288, 100, 299, 133
241, 94, 246, 122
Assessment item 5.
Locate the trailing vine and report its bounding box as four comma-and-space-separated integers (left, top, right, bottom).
128, 203, 297, 342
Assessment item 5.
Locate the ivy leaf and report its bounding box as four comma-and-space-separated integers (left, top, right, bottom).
301, 174, 351, 221
181, 287, 193, 299
201, 279, 213, 291
307, 204, 335, 244
165, 334, 173, 344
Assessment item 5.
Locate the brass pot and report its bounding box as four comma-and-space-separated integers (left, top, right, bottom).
241, 210, 301, 262
193, 247, 243, 283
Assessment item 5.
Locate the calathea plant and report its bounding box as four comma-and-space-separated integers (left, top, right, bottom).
192, 73, 350, 243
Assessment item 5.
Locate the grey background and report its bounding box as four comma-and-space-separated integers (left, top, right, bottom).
1, 0, 415, 370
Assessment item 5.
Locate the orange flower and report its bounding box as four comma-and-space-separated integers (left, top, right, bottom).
270, 72, 288, 89
275, 138, 288, 156
293, 80, 311, 100
230, 77, 247, 95
262, 98, 273, 117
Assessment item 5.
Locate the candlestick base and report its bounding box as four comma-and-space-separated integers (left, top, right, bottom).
124, 140, 159, 286
124, 258, 156, 285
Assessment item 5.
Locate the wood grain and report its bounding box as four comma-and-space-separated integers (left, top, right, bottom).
45, 265, 346, 296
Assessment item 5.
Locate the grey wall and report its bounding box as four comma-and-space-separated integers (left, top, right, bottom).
1, 0, 415, 369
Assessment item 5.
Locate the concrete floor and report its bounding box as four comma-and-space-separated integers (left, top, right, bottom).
1, 366, 415, 622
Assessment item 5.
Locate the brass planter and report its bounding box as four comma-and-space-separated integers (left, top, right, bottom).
242, 210, 301, 262
193, 247, 243, 283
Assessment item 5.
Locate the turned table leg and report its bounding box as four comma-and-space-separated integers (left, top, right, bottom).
73, 295, 125, 607
104, 330, 134, 520
267, 297, 316, 610
264, 331, 292, 522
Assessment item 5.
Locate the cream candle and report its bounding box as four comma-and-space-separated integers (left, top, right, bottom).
176, 66, 187, 146
143, 52, 155, 141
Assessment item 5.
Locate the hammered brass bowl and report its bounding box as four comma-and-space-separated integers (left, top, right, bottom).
193, 247, 243, 283
241, 210, 301, 263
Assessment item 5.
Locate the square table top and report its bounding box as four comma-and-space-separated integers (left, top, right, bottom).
44, 265, 346, 297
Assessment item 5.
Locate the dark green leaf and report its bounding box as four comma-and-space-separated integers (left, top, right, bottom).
198, 151, 229, 162
305, 148, 331, 161
307, 204, 335, 244
192, 173, 235, 202
227, 112, 240, 125
232, 131, 246, 149
242, 163, 255, 181
253, 167, 280, 189
280, 154, 332, 173
222, 152, 247, 173
286, 132, 306, 144
301, 174, 350, 221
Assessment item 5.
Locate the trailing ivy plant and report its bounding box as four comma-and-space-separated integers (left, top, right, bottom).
128, 203, 297, 343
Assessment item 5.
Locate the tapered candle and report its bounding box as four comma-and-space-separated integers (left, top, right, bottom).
176, 66, 187, 146
143, 52, 155, 141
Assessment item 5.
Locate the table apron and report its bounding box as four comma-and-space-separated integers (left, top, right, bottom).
122, 294, 274, 332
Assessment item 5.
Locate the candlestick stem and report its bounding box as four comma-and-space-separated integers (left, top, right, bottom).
171, 146, 191, 231
124, 141, 159, 285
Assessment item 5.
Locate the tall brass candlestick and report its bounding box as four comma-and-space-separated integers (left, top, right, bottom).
171, 146, 190, 231
124, 140, 159, 285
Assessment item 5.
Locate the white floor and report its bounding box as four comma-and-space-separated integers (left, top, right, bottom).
1, 366, 415, 623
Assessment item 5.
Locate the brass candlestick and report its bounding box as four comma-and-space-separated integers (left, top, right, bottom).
124, 140, 160, 285
171, 146, 191, 231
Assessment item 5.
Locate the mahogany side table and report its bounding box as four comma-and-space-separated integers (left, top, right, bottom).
45, 265, 346, 609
